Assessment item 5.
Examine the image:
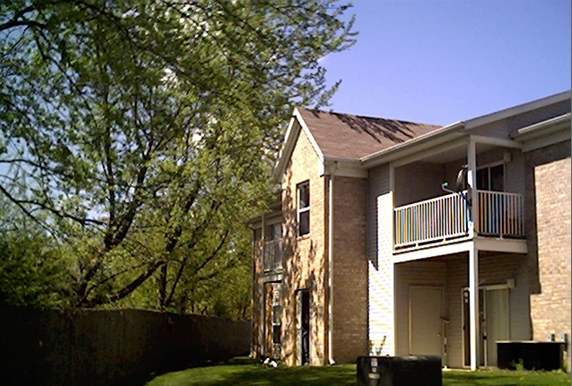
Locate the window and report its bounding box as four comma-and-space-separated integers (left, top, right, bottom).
265, 224, 282, 271
477, 164, 504, 191
297, 181, 310, 236
272, 285, 281, 345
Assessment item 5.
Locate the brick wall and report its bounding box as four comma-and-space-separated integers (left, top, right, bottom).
280, 129, 328, 365
526, 140, 571, 368
332, 176, 368, 363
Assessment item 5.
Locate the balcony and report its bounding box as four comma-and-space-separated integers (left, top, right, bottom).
394, 190, 525, 251
262, 239, 283, 273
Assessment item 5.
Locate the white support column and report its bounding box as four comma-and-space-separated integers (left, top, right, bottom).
467, 139, 479, 371
468, 244, 479, 370
467, 139, 477, 238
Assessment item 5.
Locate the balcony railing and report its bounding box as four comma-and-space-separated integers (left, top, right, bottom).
394, 190, 525, 249
263, 239, 282, 273
476, 190, 525, 236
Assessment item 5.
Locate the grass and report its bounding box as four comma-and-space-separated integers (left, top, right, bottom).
142, 358, 570, 386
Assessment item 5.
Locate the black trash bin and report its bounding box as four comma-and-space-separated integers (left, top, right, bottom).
357, 355, 442, 386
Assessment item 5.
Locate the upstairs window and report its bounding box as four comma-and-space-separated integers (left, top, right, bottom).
477, 164, 504, 192
297, 181, 310, 236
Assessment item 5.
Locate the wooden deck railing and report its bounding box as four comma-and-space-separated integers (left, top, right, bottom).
394, 190, 524, 249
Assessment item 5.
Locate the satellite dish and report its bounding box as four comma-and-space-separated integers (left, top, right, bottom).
456, 165, 468, 192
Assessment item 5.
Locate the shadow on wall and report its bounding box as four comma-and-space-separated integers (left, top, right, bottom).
280, 167, 328, 366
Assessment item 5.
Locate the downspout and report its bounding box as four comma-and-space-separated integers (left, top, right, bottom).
327, 161, 338, 365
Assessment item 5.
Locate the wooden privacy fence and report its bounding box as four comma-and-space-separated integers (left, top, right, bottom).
0, 307, 251, 386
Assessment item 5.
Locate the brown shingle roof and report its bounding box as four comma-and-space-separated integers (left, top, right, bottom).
297, 108, 442, 160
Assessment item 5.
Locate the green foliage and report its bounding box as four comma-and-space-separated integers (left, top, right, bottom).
0, 1, 356, 313
0, 233, 71, 307
0, 200, 72, 307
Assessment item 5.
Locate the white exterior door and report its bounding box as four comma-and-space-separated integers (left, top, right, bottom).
484, 288, 510, 366
409, 286, 443, 356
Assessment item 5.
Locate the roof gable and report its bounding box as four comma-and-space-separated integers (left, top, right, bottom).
296, 108, 441, 160
274, 108, 441, 181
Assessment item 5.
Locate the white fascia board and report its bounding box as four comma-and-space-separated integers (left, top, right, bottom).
274, 108, 325, 185
273, 114, 300, 181
295, 108, 325, 161
393, 240, 473, 263
474, 238, 528, 254
469, 135, 523, 149
513, 113, 571, 140
321, 157, 368, 178
512, 113, 571, 152
465, 91, 571, 130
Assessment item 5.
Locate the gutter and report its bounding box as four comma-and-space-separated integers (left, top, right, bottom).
511, 113, 571, 140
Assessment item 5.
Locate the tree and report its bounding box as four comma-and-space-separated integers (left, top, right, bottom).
0, 197, 72, 307
0, 0, 355, 310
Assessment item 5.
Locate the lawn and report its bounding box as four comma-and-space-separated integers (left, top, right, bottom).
142, 358, 570, 386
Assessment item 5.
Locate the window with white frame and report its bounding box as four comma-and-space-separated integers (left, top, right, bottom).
477, 163, 504, 191
297, 181, 310, 236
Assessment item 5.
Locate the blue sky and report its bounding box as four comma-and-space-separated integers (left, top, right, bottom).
322, 0, 571, 125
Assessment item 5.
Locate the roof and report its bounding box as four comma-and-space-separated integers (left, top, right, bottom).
296, 108, 441, 160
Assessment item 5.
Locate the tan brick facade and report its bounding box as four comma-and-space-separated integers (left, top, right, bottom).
332, 176, 368, 363
526, 140, 571, 368
252, 127, 370, 365
280, 128, 328, 365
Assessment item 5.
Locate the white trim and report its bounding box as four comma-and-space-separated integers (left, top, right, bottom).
322, 159, 367, 178
296, 181, 310, 237
468, 244, 479, 370
465, 91, 571, 129
274, 115, 300, 181
295, 109, 325, 161
327, 174, 335, 364
474, 237, 528, 254
470, 135, 522, 149
514, 112, 571, 139
511, 112, 571, 152
476, 162, 505, 192
393, 237, 527, 263
468, 140, 477, 239
522, 128, 570, 152
362, 92, 570, 168
393, 240, 473, 263
274, 109, 325, 184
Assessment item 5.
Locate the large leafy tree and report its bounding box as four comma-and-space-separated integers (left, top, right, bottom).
0, 196, 72, 307
0, 1, 355, 310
